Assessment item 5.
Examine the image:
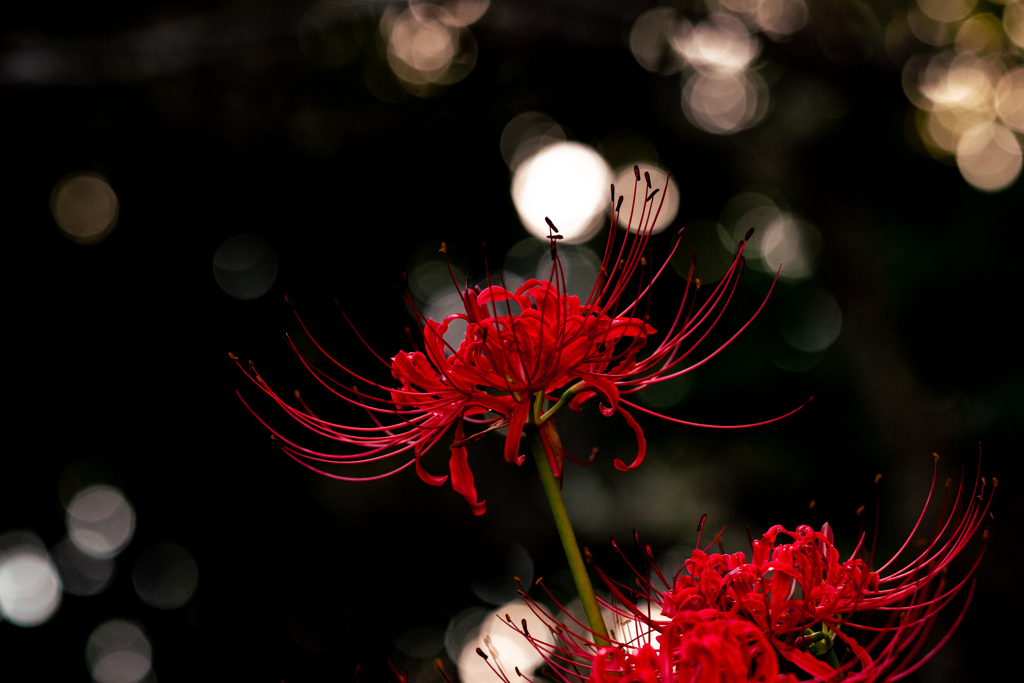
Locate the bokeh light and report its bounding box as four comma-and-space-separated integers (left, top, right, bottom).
717, 0, 808, 38
613, 164, 679, 233
751, 0, 809, 38
456, 600, 554, 683
715, 190, 819, 280
718, 190, 784, 256
445, 606, 490, 662
437, 0, 490, 27
0, 532, 62, 627
778, 288, 842, 353
1007, 2, 1024, 48
675, 13, 759, 76
212, 234, 279, 301
66, 485, 136, 559
995, 66, 1024, 131
900, 2, 1023, 191
51, 538, 115, 597
500, 111, 565, 171
629, 3, 810, 136
629, 7, 686, 74
956, 121, 1023, 191
682, 70, 770, 135
758, 215, 821, 280
917, 0, 978, 24
50, 172, 119, 245
383, 4, 479, 95
511, 141, 613, 243
668, 12, 772, 135
132, 543, 198, 610
956, 13, 1004, 54
86, 619, 152, 683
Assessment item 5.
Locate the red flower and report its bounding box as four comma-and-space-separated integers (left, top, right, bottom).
586, 610, 799, 683
508, 461, 993, 682
236, 169, 804, 514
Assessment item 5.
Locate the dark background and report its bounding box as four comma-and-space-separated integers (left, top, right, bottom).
1, 1, 1019, 681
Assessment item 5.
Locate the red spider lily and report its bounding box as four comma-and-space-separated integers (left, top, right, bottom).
506, 460, 993, 682
235, 168, 806, 514
489, 608, 798, 683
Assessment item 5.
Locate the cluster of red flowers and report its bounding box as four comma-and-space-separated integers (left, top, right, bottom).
236, 169, 803, 514
503, 461, 993, 683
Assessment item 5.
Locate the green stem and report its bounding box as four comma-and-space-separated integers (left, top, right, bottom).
538, 381, 587, 424
528, 428, 611, 645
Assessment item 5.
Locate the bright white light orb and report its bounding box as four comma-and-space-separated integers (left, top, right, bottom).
66, 485, 136, 559
613, 164, 679, 234
457, 601, 555, 683
0, 544, 62, 627
511, 142, 613, 244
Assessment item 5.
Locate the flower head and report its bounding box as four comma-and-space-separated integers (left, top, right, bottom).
508, 461, 993, 682
236, 169, 804, 513
588, 610, 799, 683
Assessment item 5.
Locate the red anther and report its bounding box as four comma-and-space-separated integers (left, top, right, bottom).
610, 184, 615, 202
228, 352, 238, 359
476, 648, 488, 659
634, 165, 641, 181
696, 513, 708, 547
644, 171, 651, 189
616, 195, 624, 212
745, 227, 755, 240
544, 217, 559, 233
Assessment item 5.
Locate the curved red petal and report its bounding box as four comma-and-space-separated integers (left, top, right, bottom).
612, 405, 647, 471
503, 400, 530, 466
449, 421, 486, 515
